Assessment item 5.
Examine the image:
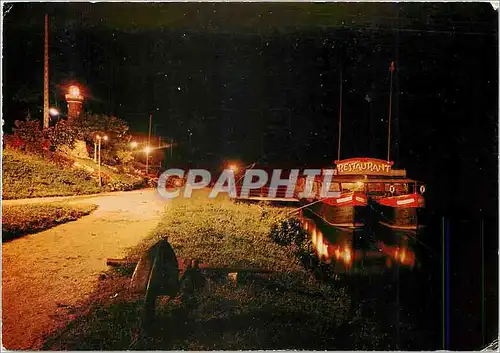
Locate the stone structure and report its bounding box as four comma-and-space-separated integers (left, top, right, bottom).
64, 85, 89, 159
65, 85, 84, 122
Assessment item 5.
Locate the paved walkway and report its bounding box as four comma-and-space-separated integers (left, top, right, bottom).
2, 189, 168, 350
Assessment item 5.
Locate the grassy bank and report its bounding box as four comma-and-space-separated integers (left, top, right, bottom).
131, 191, 305, 270
2, 150, 101, 199
2, 150, 144, 199
2, 202, 97, 241
43, 191, 359, 350
73, 157, 144, 191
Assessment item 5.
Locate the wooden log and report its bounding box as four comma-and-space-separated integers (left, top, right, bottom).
197, 265, 273, 273
106, 258, 138, 267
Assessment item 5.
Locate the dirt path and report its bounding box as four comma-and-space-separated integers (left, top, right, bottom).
2, 189, 168, 350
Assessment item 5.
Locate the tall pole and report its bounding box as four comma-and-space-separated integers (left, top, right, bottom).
387, 61, 395, 162
148, 113, 152, 146
158, 136, 162, 168
147, 113, 152, 175
94, 141, 97, 163
337, 68, 343, 161
98, 139, 102, 187
43, 14, 49, 129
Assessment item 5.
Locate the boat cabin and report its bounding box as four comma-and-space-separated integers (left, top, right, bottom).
303, 157, 424, 200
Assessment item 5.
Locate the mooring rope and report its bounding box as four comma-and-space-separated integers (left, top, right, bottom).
287, 197, 330, 215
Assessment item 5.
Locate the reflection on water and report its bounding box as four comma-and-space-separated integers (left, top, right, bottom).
299, 209, 418, 275
297, 209, 444, 350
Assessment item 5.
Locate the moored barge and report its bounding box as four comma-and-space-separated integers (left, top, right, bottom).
297, 157, 425, 230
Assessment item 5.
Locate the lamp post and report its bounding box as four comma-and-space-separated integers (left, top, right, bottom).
94, 138, 98, 163
96, 135, 108, 187
144, 146, 152, 175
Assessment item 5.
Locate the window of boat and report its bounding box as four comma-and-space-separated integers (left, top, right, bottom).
367, 183, 384, 192
382, 183, 408, 194
341, 182, 364, 192
327, 183, 341, 192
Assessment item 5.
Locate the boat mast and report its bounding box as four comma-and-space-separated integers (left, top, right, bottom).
337, 68, 343, 161
387, 61, 395, 162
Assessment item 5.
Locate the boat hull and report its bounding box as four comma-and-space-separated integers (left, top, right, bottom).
372, 194, 425, 230
305, 193, 367, 229
377, 206, 421, 230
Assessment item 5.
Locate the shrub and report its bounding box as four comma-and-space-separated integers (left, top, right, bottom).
12, 117, 45, 154
46, 121, 77, 150
269, 216, 306, 247
3, 133, 25, 150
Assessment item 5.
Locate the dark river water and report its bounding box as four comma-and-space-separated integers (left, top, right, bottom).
298, 208, 497, 350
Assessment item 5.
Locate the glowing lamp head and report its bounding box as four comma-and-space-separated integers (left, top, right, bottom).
228, 164, 238, 173
49, 107, 60, 116
144, 146, 152, 154
130, 141, 138, 149
103, 135, 108, 141
68, 85, 80, 97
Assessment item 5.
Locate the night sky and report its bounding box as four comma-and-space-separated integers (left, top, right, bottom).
2, 2, 498, 216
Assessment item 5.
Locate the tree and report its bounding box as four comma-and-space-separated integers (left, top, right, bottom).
71, 112, 129, 143
116, 149, 134, 165
70, 112, 134, 167
46, 121, 76, 150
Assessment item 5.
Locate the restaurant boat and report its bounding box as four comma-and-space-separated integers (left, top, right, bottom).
296, 67, 368, 229
296, 164, 368, 229
296, 157, 425, 230
334, 157, 426, 230
304, 188, 368, 229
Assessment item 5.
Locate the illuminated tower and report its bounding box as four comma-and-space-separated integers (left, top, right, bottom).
65, 85, 84, 121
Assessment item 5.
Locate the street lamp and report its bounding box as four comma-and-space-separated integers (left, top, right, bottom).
144, 146, 152, 175
49, 107, 60, 117
94, 137, 98, 163
95, 134, 108, 187
130, 141, 138, 149
228, 164, 239, 173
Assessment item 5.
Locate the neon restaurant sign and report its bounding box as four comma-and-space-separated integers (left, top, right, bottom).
334, 158, 394, 175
